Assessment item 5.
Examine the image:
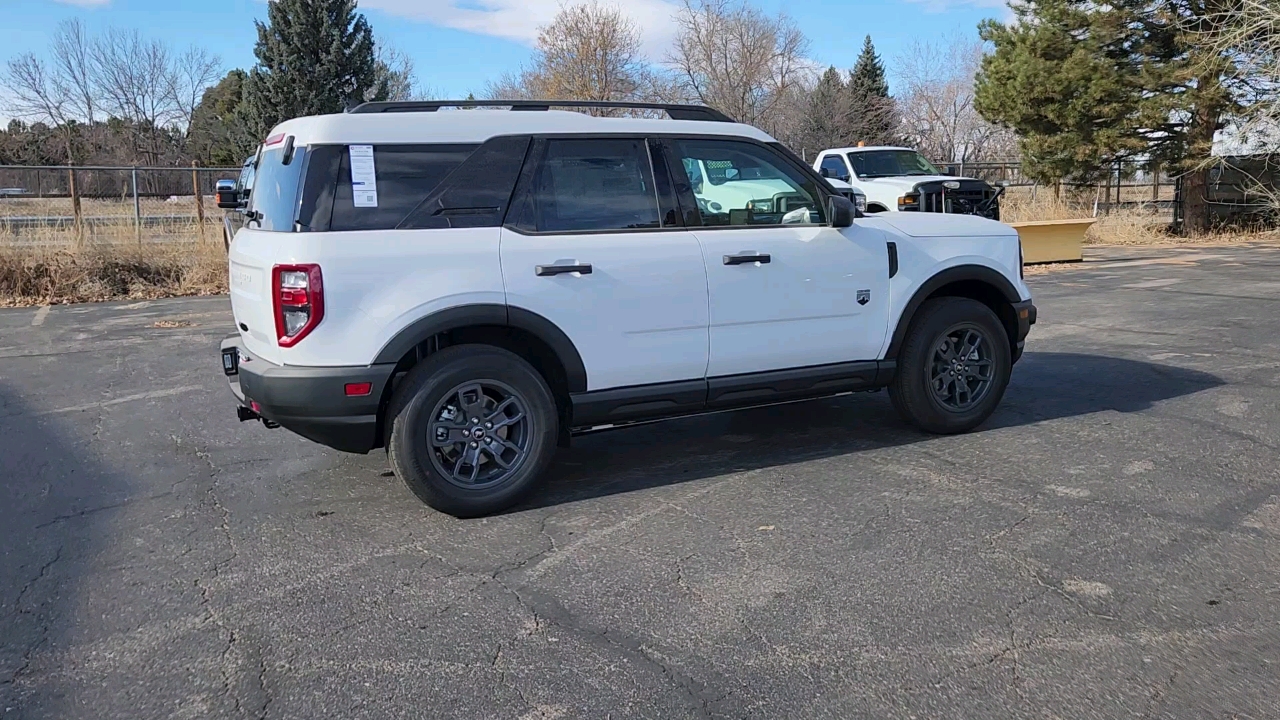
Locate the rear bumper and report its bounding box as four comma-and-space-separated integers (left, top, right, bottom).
1012, 300, 1037, 363
220, 335, 395, 454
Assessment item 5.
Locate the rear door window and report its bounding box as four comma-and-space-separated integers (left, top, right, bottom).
330, 144, 480, 231
510, 138, 662, 233
247, 146, 306, 232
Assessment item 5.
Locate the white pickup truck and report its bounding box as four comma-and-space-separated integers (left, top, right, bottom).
814, 146, 1003, 220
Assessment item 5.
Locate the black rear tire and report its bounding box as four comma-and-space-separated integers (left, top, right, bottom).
387, 345, 559, 517
889, 297, 1011, 434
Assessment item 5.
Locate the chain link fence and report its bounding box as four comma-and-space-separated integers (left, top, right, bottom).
0, 165, 241, 245
3, 157, 1272, 246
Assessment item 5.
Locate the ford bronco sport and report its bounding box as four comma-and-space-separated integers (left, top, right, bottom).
220, 100, 1035, 517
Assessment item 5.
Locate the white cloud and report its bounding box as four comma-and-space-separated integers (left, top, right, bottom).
361, 0, 682, 60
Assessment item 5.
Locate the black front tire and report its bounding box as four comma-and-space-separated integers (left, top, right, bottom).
889, 297, 1012, 434
386, 345, 559, 517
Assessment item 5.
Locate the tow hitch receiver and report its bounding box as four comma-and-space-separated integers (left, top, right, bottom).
236, 403, 280, 429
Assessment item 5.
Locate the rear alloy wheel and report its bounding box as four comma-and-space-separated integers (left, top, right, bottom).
426, 380, 533, 490
387, 346, 558, 517
889, 297, 1011, 434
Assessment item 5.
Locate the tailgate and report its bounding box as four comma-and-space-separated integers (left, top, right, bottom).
228, 229, 283, 365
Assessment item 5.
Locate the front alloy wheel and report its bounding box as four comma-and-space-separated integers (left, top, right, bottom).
889, 297, 1012, 435
930, 325, 996, 412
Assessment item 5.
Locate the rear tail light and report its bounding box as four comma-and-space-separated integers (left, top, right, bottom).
272, 264, 324, 347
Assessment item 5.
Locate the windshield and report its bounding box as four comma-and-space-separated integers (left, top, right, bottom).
847, 150, 942, 179
682, 156, 785, 188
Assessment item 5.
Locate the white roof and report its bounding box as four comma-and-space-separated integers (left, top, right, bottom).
822, 146, 915, 155
271, 109, 776, 146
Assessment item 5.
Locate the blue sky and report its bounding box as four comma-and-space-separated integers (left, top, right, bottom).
2, 0, 1008, 99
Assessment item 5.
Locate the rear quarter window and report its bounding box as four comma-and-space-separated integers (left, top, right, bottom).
330, 144, 480, 231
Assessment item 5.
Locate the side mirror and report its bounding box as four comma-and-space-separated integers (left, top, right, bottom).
215, 179, 241, 210
829, 195, 855, 228
819, 166, 833, 178
945, 165, 959, 176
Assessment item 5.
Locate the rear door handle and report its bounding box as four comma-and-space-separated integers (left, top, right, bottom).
723, 253, 771, 266
535, 263, 592, 277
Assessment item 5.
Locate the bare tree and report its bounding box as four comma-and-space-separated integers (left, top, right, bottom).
1201, 0, 1280, 209
168, 46, 222, 131
485, 1, 652, 113
895, 35, 1016, 164
91, 29, 221, 163
373, 44, 432, 102
49, 18, 98, 126
666, 0, 811, 134
2, 20, 100, 162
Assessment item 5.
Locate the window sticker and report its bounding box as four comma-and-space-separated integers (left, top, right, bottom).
349, 145, 378, 207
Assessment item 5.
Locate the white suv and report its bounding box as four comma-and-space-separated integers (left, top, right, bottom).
220, 100, 1036, 517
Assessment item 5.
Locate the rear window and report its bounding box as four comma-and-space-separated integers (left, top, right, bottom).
247, 146, 306, 232
330, 144, 479, 231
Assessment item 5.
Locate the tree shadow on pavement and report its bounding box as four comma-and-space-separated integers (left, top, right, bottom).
0, 385, 132, 717
525, 352, 1225, 510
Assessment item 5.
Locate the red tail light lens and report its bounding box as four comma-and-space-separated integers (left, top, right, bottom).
272, 264, 324, 347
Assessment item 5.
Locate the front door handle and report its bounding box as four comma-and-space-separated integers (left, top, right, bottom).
723, 253, 771, 266
535, 263, 592, 277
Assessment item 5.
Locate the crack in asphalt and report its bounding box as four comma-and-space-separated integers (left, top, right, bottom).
489, 568, 733, 719
1, 546, 64, 689
168, 432, 266, 718
34, 492, 175, 529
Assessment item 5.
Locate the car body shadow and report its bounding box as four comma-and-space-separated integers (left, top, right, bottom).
520, 352, 1225, 510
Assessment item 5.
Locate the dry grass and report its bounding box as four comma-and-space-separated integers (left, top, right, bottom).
1001, 187, 1280, 247
999, 187, 1176, 245
0, 195, 209, 220
0, 223, 227, 307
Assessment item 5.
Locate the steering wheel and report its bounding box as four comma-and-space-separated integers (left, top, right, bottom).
697, 196, 712, 215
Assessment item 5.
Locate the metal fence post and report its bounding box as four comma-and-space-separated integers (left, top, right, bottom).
131, 167, 141, 244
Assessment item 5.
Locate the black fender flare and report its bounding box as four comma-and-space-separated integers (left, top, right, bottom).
885, 264, 1022, 359
372, 304, 588, 393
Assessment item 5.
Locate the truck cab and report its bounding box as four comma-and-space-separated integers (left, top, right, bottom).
814, 146, 1002, 220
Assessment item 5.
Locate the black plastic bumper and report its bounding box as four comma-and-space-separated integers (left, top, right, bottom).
1012, 299, 1037, 363
220, 336, 395, 454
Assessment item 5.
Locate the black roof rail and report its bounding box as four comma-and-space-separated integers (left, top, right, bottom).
346, 99, 737, 123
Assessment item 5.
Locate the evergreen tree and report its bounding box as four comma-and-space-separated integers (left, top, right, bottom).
799, 66, 856, 154
847, 35, 897, 146
189, 70, 248, 165
976, 0, 1237, 233
241, 0, 387, 141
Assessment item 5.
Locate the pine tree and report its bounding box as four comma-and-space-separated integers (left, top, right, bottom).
847, 35, 897, 146
799, 66, 856, 153
188, 70, 247, 165
241, 0, 387, 141
975, 0, 1237, 233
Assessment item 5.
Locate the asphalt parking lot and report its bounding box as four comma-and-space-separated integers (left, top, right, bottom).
4, 243, 1280, 719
